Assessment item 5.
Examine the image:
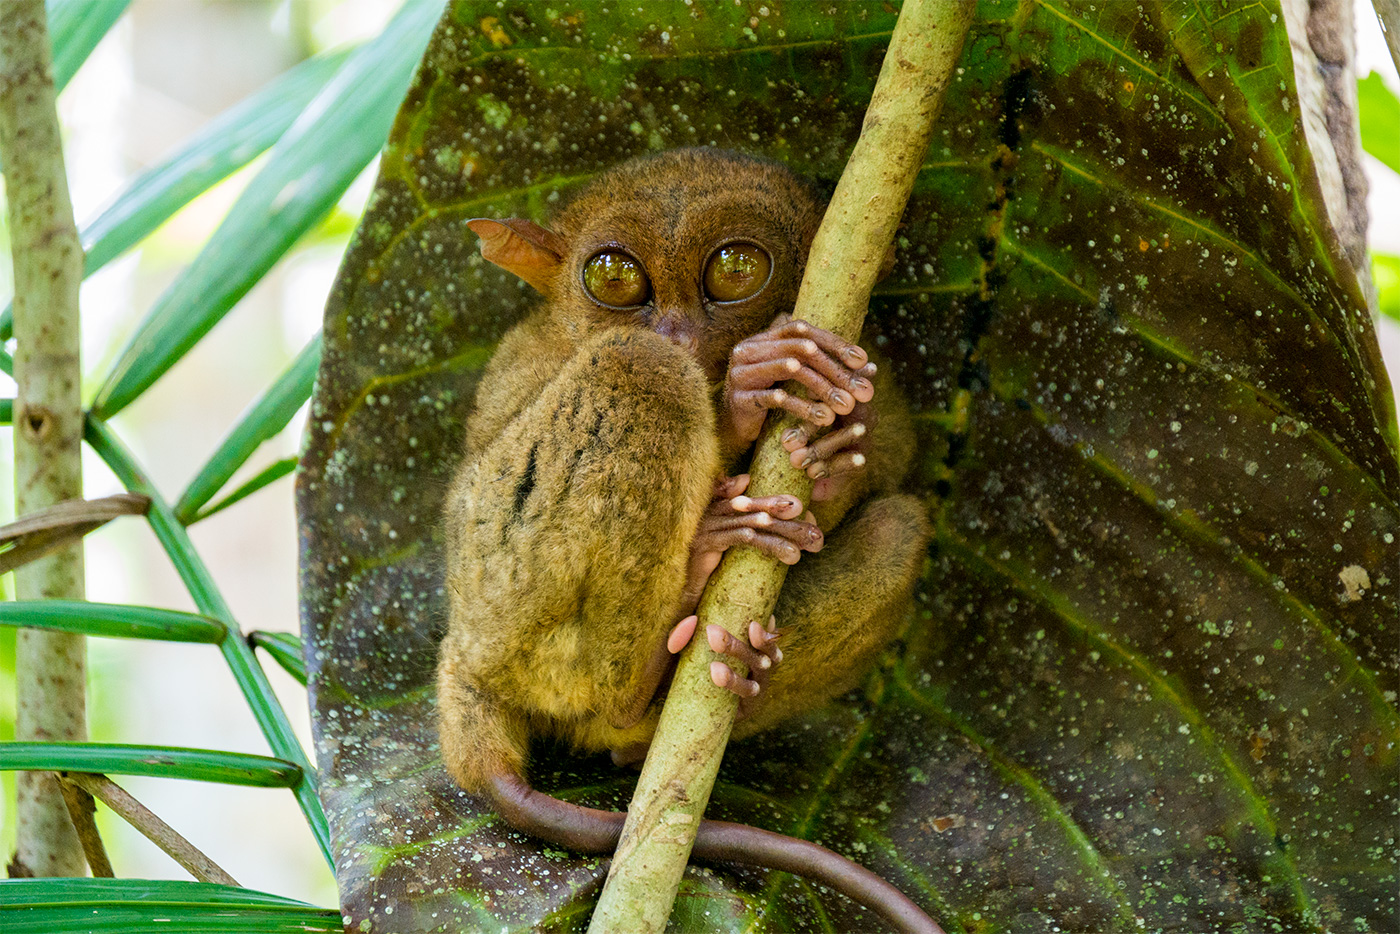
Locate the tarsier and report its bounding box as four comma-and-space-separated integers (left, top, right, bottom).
437, 148, 935, 932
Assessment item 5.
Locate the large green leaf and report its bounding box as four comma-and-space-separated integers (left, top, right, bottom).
298, 2, 1399, 932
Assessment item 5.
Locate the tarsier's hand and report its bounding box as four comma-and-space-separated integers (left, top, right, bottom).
719, 315, 877, 462
677, 474, 823, 616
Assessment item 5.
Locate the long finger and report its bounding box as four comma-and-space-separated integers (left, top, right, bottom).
718, 492, 804, 520
731, 339, 875, 402
818, 451, 867, 478
760, 319, 871, 371
730, 360, 859, 416
791, 422, 868, 469
699, 514, 823, 551
730, 388, 835, 428
694, 527, 803, 564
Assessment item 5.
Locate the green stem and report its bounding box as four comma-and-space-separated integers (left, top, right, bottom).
83, 418, 334, 867
586, 3, 976, 931
0, 0, 89, 878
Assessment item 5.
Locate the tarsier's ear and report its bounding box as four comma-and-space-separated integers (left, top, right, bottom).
467, 218, 567, 295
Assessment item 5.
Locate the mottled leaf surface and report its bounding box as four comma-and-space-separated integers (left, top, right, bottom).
298, 2, 1399, 932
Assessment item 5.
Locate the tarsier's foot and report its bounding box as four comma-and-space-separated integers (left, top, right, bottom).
709, 617, 783, 720
668, 615, 783, 720
678, 474, 823, 614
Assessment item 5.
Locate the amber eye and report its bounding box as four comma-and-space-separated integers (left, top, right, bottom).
583, 251, 650, 308
703, 243, 771, 302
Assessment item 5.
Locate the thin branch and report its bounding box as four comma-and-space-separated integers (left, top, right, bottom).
0, 493, 150, 575
56, 777, 114, 878
586, 3, 976, 932
0, 0, 90, 878
62, 772, 240, 887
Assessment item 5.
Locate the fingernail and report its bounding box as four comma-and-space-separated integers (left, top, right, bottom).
812, 404, 832, 422
781, 428, 801, 444
831, 390, 851, 408
798, 452, 815, 469
852, 378, 872, 393
811, 466, 828, 479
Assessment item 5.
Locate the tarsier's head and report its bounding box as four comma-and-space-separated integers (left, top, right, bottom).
468, 148, 827, 381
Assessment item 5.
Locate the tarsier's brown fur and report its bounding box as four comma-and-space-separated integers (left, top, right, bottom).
436, 149, 936, 933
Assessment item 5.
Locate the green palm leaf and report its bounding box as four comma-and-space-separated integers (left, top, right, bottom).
47, 0, 131, 93
0, 879, 342, 933
90, 0, 440, 418
176, 336, 321, 523
0, 743, 302, 787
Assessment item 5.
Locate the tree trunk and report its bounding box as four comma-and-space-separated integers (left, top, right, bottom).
0, 0, 89, 879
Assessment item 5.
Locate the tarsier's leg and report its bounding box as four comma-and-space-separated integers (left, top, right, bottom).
730, 493, 931, 739
436, 650, 530, 791
438, 327, 718, 787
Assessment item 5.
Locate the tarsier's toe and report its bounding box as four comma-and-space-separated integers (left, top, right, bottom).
748, 618, 783, 667
710, 660, 761, 696
707, 618, 782, 698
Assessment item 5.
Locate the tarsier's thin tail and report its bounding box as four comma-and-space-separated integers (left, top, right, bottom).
489, 773, 944, 934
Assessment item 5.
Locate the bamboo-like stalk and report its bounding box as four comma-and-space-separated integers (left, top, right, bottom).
586, 3, 976, 931
1374, 0, 1400, 77
0, 0, 90, 879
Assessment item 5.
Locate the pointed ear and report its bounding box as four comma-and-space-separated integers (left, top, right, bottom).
467, 218, 567, 295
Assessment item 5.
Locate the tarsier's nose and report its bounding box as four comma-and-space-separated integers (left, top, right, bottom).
653, 313, 700, 356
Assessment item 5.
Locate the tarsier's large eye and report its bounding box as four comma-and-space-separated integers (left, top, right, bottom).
583, 251, 650, 308
703, 243, 772, 302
